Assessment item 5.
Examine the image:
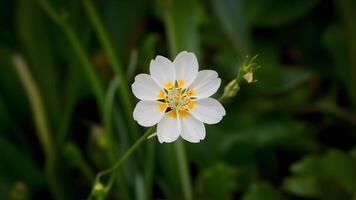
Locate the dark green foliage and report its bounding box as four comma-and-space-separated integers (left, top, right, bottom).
0, 0, 355, 199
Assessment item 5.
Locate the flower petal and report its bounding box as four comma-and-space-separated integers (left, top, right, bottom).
189, 98, 225, 124
157, 113, 180, 143
149, 55, 175, 87
180, 114, 206, 143
133, 101, 166, 127
132, 74, 162, 100
189, 70, 221, 99
173, 51, 198, 88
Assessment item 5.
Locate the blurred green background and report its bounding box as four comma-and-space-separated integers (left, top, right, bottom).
1, 0, 356, 199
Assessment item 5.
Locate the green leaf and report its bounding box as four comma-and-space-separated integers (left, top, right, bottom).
290, 156, 321, 176
243, 0, 320, 27
321, 149, 356, 192
283, 177, 320, 197
283, 149, 356, 198
243, 182, 286, 200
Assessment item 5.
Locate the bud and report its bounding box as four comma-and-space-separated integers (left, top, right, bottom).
240, 55, 259, 84
219, 55, 259, 102
94, 182, 104, 192
243, 71, 254, 83
222, 79, 240, 99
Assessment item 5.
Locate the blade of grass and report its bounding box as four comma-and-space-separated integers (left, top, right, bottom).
16, 0, 60, 128
211, 0, 251, 57
13, 55, 62, 199
334, 0, 356, 108
87, 127, 155, 200
82, 0, 138, 139
37, 0, 105, 111
161, 1, 196, 199
13, 55, 54, 167
103, 77, 130, 200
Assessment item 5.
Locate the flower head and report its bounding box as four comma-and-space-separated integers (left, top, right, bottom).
132, 51, 225, 143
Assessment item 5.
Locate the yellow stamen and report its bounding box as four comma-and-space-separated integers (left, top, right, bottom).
167, 109, 190, 118
167, 109, 177, 118
164, 82, 173, 89
158, 103, 167, 112
159, 81, 196, 118
187, 88, 196, 97
157, 90, 166, 99
187, 100, 195, 109
177, 79, 185, 88
179, 110, 189, 118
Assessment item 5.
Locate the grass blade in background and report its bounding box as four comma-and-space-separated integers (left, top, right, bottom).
158, 0, 202, 199
16, 0, 60, 130
211, 0, 251, 57
161, 0, 201, 57
334, 0, 356, 108
37, 0, 105, 111
82, 0, 138, 140
13, 55, 62, 199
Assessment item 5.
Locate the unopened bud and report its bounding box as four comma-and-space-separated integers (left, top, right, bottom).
243, 72, 254, 83
223, 79, 240, 98
94, 182, 104, 192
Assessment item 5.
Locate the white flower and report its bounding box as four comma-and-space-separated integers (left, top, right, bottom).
132, 51, 226, 143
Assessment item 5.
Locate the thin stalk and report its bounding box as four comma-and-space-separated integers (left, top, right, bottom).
164, 11, 178, 60
164, 8, 193, 200
174, 141, 193, 200
37, 0, 105, 111
88, 127, 155, 200
163, 7, 193, 200
13, 55, 61, 199
336, 0, 356, 108
163, 8, 194, 200
13, 55, 55, 162
103, 78, 119, 162
82, 0, 138, 138
103, 78, 130, 200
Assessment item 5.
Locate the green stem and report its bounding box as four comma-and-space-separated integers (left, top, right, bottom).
13, 55, 61, 199
163, 6, 194, 200
13, 55, 55, 162
103, 78, 119, 162
336, 0, 356, 108
88, 127, 155, 200
174, 141, 193, 200
164, 10, 179, 59
82, 0, 138, 138
37, 0, 105, 111
103, 78, 130, 200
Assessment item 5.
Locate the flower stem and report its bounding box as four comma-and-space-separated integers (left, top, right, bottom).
82, 0, 138, 139
163, 5, 194, 200
162, 5, 194, 200
174, 140, 193, 200
87, 127, 155, 200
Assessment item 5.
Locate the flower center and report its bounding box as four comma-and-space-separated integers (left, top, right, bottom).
157, 80, 196, 117
166, 86, 191, 110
